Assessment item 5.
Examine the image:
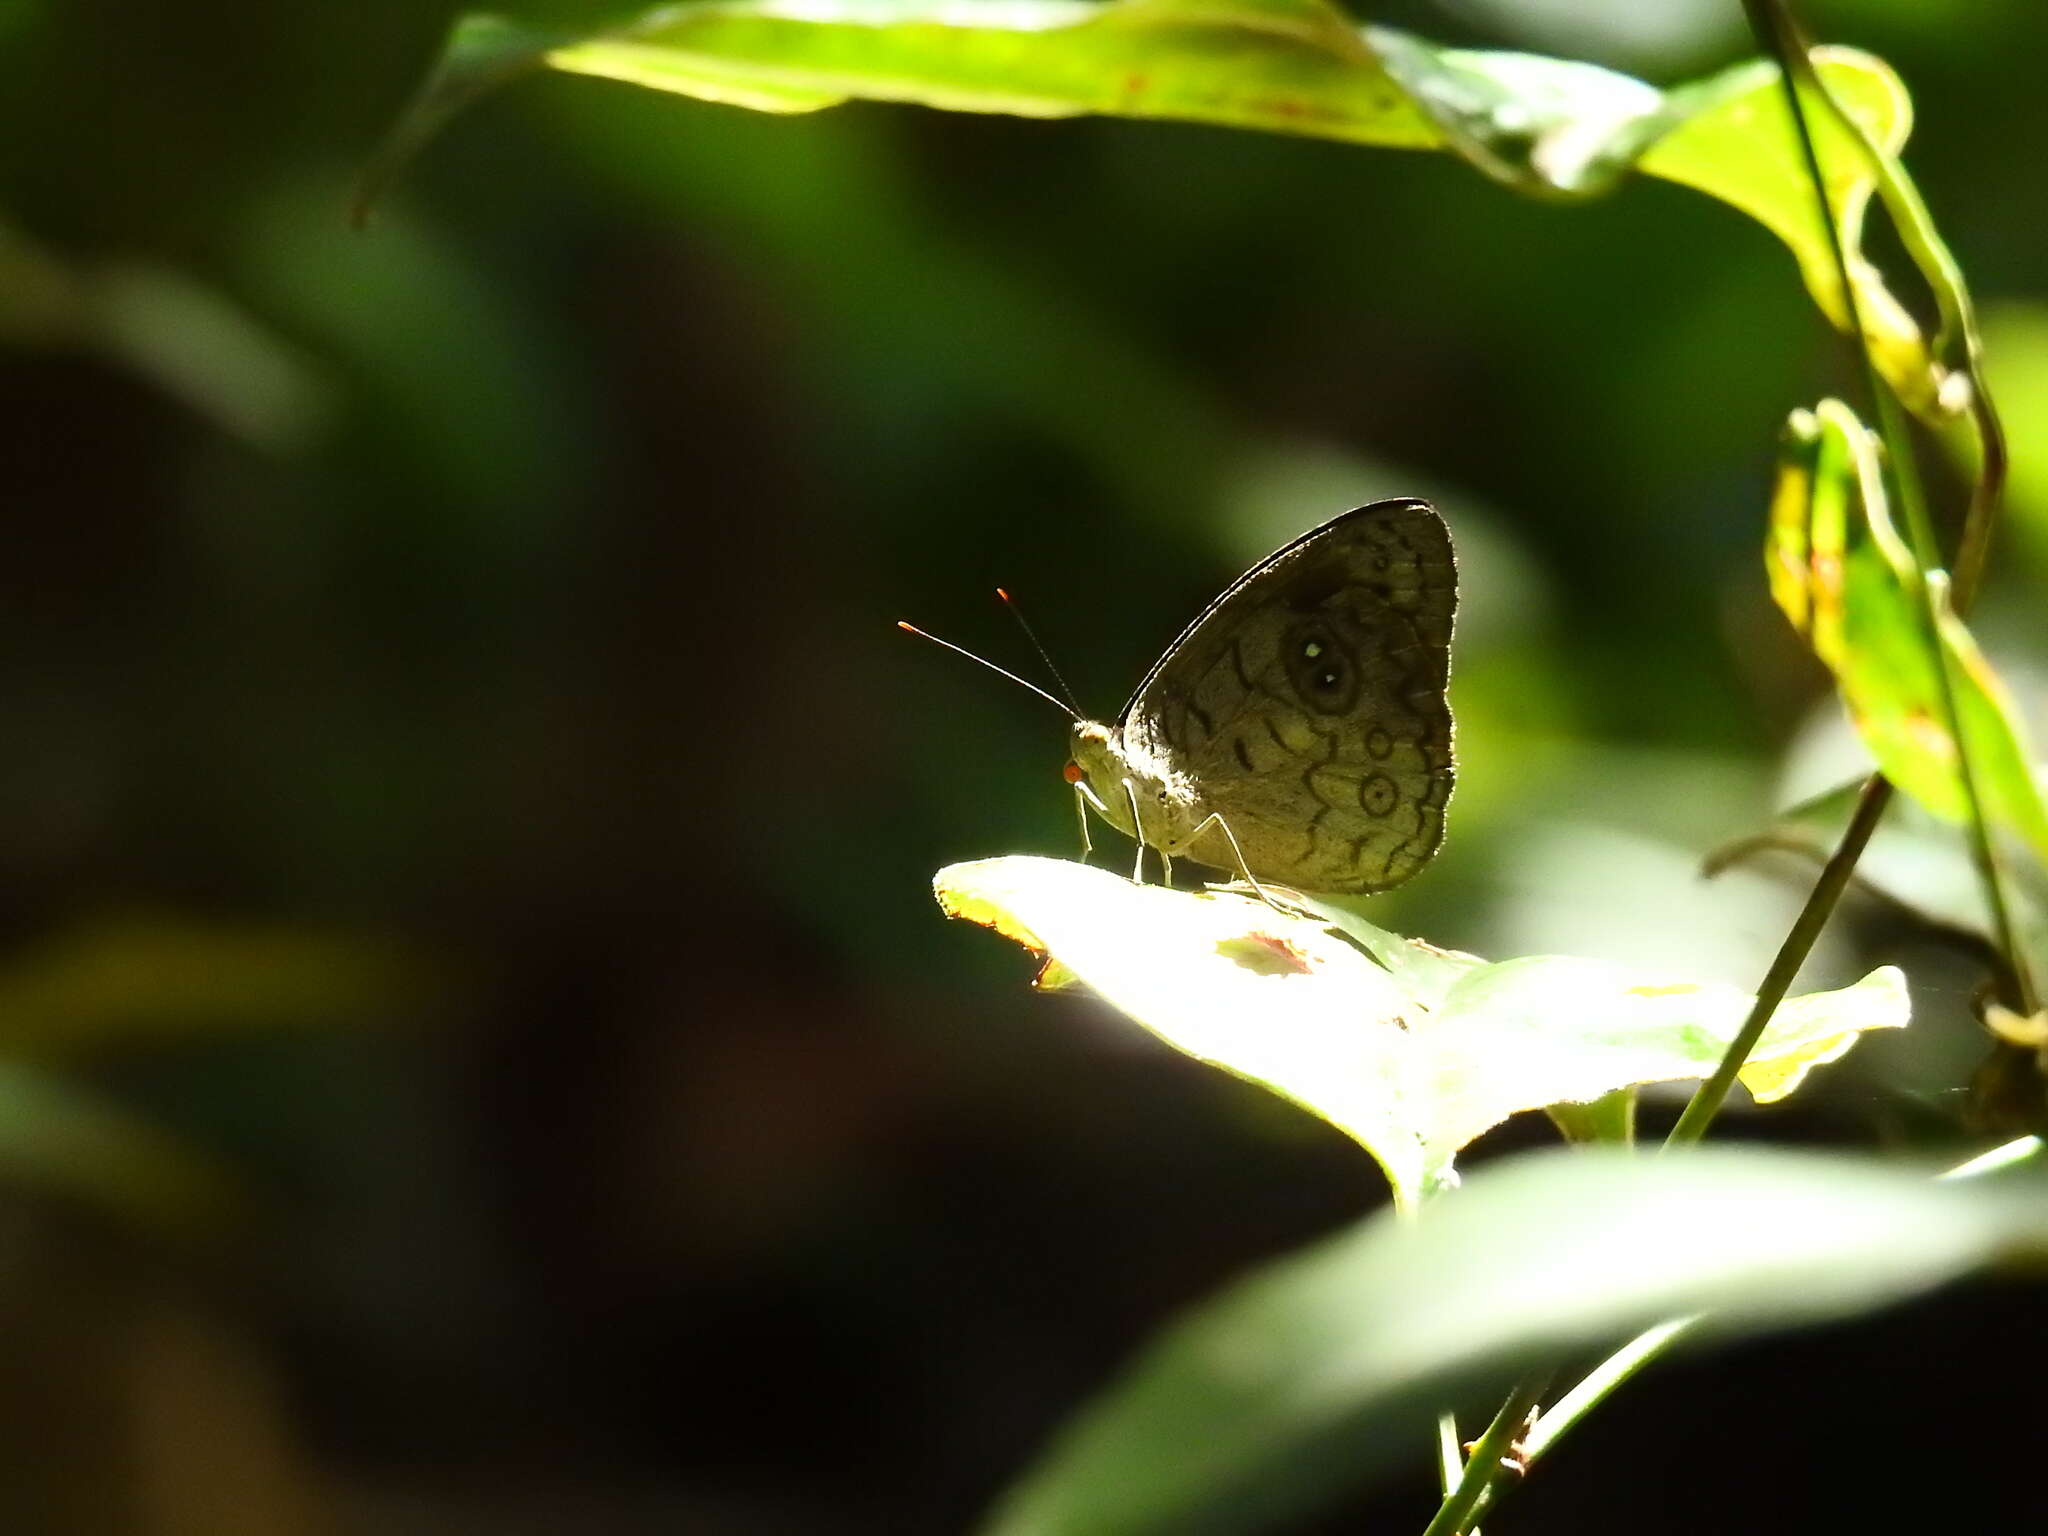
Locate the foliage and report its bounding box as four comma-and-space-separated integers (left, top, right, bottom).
366, 1, 1935, 404
937, 856, 1905, 1204
2, 0, 2046, 1528
360, 1, 2048, 1532
1767, 400, 2048, 858
979, 1144, 2048, 1536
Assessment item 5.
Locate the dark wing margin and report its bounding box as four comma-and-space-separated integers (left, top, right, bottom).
1116, 499, 1444, 724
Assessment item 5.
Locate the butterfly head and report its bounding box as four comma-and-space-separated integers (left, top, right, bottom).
1067, 718, 1152, 839
1067, 718, 1193, 847
1064, 720, 1120, 818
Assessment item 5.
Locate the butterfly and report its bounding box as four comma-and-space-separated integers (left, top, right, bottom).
1063, 500, 1456, 895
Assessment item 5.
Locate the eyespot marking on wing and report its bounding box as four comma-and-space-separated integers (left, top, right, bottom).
1360, 772, 1399, 818
1283, 621, 1360, 716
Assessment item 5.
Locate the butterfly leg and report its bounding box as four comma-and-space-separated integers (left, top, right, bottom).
1175, 812, 1280, 911
1122, 780, 1148, 884
1073, 786, 1094, 866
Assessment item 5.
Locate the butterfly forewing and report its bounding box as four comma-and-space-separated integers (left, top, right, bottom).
1118, 499, 1456, 894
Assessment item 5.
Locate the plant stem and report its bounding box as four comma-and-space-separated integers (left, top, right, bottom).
1743, 0, 2036, 1015
1674, 0, 2037, 1151
1435, 1413, 1463, 1500
1668, 775, 1893, 1145
1418, 1368, 1552, 1536
1464, 1136, 2043, 1509
1775, 29, 2007, 608
1444, 15, 2031, 1527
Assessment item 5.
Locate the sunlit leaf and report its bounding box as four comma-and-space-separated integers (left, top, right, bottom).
363, 3, 1931, 399
935, 857, 1907, 1204
980, 1145, 2048, 1536
1768, 400, 2048, 861
1363, 27, 1671, 195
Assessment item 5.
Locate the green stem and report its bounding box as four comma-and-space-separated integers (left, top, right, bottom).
1668, 775, 1893, 1145
1418, 1368, 1553, 1536
1784, 39, 2006, 607
1745, 0, 2035, 1014
1866, 402, 2034, 1014
1469, 1136, 2044, 1507
1437, 14, 2031, 1527
1435, 1413, 1463, 1500
1415, 1171, 1463, 1496
1855, 151, 2010, 610
1674, 0, 2038, 1159
1461, 1320, 1699, 1530
1522, 1319, 1698, 1462
1953, 386, 2008, 614
1938, 1134, 2045, 1180
1669, 2, 1913, 1149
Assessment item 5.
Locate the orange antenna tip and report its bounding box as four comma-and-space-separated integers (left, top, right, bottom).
894, 616, 1077, 719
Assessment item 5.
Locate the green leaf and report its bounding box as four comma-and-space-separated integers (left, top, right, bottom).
0, 220, 332, 451
979, 1145, 2048, 1536
354, 13, 579, 224
935, 857, 1907, 1204
362, 4, 1931, 398
1767, 400, 2048, 862
1982, 301, 2048, 571
1363, 26, 1675, 197
1713, 776, 2048, 956
1638, 51, 1937, 414
0, 914, 430, 1059
0, 1065, 242, 1241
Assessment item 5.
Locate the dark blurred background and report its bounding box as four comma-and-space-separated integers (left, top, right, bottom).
2, 0, 2046, 1531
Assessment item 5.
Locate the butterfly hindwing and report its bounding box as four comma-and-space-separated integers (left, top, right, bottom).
1120, 500, 1456, 894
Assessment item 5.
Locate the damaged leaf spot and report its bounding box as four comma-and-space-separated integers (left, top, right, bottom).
1216, 932, 1318, 976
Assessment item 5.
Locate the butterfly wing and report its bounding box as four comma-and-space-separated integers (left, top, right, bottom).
1119, 499, 1456, 894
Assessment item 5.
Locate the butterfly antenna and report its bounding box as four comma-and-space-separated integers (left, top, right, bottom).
896, 622, 1077, 719
995, 588, 1083, 715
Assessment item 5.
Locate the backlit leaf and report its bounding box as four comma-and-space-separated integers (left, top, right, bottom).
936, 857, 1907, 1205
362, 3, 1932, 401
1767, 401, 2048, 861
980, 1145, 2048, 1536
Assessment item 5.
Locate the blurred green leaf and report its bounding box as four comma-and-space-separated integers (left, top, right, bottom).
0, 1065, 241, 1240
1715, 776, 2048, 956
1767, 400, 2048, 861
353, 13, 579, 226
1981, 301, 2048, 572
1638, 50, 1936, 413
364, 2, 1930, 399
980, 1144, 2048, 1536
243, 176, 590, 528
0, 219, 332, 451
0, 915, 428, 1059
936, 857, 1906, 1203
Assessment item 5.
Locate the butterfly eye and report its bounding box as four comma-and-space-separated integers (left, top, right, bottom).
1062, 761, 1086, 784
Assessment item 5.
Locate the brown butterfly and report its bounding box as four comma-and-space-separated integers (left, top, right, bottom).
1063, 500, 1456, 895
